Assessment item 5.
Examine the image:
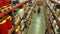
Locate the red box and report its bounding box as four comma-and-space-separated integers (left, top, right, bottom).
0, 0, 4, 8
3, 0, 10, 6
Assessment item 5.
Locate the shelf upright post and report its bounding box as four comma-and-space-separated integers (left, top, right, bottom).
10, 0, 16, 34
11, 0, 15, 26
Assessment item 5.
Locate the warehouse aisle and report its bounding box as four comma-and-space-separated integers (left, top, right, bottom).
27, 7, 46, 34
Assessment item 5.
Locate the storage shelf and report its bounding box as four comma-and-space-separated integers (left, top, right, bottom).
44, 0, 60, 34
45, 1, 60, 25
0, 0, 29, 18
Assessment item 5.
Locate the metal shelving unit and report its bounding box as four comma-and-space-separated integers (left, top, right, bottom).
0, 0, 29, 18
44, 0, 60, 34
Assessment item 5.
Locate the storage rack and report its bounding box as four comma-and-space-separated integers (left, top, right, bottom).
0, 0, 29, 18
0, 0, 37, 34
10, 0, 36, 34
44, 0, 60, 34
0, 0, 29, 34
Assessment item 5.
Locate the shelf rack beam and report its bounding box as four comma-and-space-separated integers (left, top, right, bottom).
0, 0, 29, 18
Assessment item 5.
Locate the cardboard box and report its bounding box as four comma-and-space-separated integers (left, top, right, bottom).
36, 0, 43, 6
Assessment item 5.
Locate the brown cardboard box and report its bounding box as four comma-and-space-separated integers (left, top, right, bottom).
36, 0, 43, 6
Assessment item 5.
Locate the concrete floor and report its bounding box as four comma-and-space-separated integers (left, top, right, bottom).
27, 7, 46, 34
